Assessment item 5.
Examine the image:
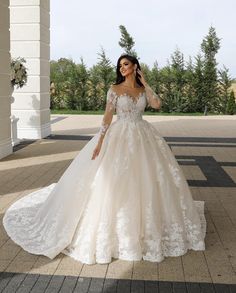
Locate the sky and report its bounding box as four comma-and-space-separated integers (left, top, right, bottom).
51, 0, 236, 77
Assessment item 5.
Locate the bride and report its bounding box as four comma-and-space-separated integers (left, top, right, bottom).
3, 54, 206, 265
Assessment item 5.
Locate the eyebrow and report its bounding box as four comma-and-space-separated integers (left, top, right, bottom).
119, 61, 128, 65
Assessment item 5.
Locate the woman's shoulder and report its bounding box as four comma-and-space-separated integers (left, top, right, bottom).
109, 84, 126, 97
110, 84, 120, 90
108, 84, 122, 97
108, 84, 117, 94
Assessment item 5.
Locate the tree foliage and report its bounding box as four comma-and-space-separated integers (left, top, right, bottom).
50, 26, 235, 114
96, 48, 116, 108
118, 25, 137, 57
200, 26, 221, 112
226, 90, 236, 115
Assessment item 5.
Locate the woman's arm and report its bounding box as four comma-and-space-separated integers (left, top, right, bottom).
98, 87, 117, 138
137, 69, 162, 110
92, 87, 117, 160
144, 84, 162, 109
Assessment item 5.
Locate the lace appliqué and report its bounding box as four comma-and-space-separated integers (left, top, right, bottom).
98, 87, 118, 137
145, 85, 161, 109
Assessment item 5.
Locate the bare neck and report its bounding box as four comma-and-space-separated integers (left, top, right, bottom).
122, 75, 139, 88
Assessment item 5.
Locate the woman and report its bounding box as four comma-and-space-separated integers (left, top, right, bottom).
3, 54, 206, 265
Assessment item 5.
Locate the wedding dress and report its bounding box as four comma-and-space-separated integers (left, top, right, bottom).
3, 85, 206, 265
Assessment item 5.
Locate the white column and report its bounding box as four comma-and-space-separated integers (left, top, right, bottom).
10, 0, 51, 139
0, 0, 13, 159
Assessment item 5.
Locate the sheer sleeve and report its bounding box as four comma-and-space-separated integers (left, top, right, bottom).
145, 84, 162, 109
98, 87, 117, 137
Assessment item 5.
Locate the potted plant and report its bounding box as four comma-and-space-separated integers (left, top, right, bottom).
10, 57, 28, 146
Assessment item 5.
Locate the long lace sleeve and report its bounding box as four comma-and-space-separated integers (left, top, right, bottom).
145, 84, 162, 109
98, 87, 117, 137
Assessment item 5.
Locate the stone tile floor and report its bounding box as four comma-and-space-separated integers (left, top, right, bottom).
0, 114, 236, 292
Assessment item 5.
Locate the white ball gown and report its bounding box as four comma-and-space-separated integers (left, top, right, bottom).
3, 85, 206, 265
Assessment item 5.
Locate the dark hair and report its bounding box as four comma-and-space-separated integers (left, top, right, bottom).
114, 54, 144, 87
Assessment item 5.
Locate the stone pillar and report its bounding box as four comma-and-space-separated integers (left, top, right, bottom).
0, 0, 13, 159
10, 0, 51, 139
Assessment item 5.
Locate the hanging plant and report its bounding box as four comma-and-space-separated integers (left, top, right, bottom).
10, 57, 28, 88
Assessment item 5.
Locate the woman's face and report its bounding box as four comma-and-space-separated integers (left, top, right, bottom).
119, 58, 136, 77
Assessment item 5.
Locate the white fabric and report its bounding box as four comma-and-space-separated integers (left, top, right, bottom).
3, 87, 206, 264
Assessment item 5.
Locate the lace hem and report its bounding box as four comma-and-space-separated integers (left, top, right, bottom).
62, 200, 206, 265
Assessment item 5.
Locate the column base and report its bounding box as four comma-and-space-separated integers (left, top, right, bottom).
11, 115, 21, 146
17, 122, 51, 139
0, 138, 13, 160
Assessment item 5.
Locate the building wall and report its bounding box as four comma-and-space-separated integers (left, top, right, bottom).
0, 0, 13, 159
10, 0, 51, 139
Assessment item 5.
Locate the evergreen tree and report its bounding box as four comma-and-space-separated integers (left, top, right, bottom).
150, 61, 162, 96
87, 65, 104, 110
160, 64, 174, 112
167, 49, 189, 112
75, 58, 89, 110
171, 48, 185, 92
226, 90, 236, 115
148, 61, 163, 111
201, 26, 221, 113
184, 56, 198, 112
49, 25, 234, 114
118, 25, 137, 57
192, 54, 205, 112
218, 66, 233, 113
97, 47, 116, 108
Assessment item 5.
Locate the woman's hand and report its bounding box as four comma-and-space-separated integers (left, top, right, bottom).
137, 69, 147, 87
91, 140, 103, 160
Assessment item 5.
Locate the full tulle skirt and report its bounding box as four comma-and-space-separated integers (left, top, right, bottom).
3, 118, 206, 264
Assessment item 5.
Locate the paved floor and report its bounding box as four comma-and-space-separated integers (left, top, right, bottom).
0, 114, 236, 292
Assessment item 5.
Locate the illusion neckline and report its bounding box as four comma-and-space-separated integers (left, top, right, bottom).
119, 84, 143, 89
110, 88, 145, 104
